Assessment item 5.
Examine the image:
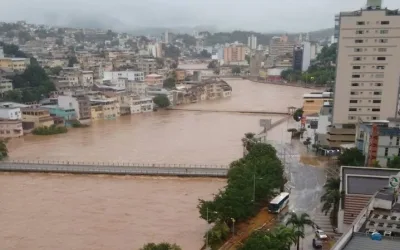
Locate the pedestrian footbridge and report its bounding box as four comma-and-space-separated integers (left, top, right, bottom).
0, 160, 229, 177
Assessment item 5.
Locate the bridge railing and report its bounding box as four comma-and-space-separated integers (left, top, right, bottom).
1, 159, 229, 169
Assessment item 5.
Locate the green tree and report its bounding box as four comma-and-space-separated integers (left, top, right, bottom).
208, 60, 218, 69
199, 49, 211, 58
387, 156, 400, 169
68, 56, 78, 67
239, 226, 295, 250
0, 42, 27, 57
204, 220, 230, 247
245, 55, 250, 65
163, 78, 176, 89
213, 68, 220, 75
156, 58, 165, 69
153, 95, 171, 108
321, 177, 340, 227
286, 213, 314, 250
338, 148, 365, 166
198, 143, 284, 226
49, 66, 63, 76
232, 66, 241, 75
0, 139, 9, 160
140, 242, 182, 250
55, 37, 64, 46
292, 108, 303, 122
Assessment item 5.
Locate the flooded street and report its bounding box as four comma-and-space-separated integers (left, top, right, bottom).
1, 78, 318, 250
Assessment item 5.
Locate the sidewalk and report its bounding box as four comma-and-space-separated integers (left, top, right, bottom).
218, 208, 276, 250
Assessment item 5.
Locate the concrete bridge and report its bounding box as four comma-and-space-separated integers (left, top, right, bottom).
0, 160, 229, 177
168, 108, 291, 116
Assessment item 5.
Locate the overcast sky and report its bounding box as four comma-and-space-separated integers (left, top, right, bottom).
1, 0, 400, 32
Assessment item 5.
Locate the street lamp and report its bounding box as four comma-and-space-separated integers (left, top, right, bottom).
252, 173, 263, 202
231, 218, 236, 236
206, 207, 218, 250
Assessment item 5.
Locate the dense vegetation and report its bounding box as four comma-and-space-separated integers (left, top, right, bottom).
32, 125, 68, 135
198, 139, 285, 248
139, 243, 181, 250
70, 120, 89, 128
338, 147, 365, 166
153, 95, 171, 108
0, 139, 9, 160
281, 43, 337, 85
0, 44, 56, 103
292, 108, 303, 122
0, 41, 28, 57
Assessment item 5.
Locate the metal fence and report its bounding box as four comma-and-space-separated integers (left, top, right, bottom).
2, 159, 229, 169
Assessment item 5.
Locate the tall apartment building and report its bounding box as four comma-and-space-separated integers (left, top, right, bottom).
223, 46, 246, 64
136, 58, 157, 76
247, 35, 257, 50
329, 0, 400, 147
269, 36, 296, 58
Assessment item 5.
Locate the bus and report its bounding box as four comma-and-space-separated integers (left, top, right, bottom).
268, 192, 290, 214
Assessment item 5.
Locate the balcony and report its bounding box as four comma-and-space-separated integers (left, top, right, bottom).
327, 126, 356, 135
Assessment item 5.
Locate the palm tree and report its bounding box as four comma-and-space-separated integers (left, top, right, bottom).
271, 225, 296, 250
242, 132, 256, 153
286, 212, 314, 250
321, 177, 340, 227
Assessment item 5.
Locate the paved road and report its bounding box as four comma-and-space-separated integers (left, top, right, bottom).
272, 141, 327, 250
0, 163, 228, 177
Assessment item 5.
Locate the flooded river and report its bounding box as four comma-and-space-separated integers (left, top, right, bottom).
1, 79, 315, 250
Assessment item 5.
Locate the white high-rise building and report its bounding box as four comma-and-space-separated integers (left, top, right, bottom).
247, 35, 257, 50
164, 30, 169, 44
329, 0, 400, 147
0, 47, 4, 58
301, 41, 311, 72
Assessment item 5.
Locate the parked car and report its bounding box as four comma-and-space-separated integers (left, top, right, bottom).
313, 238, 323, 249
315, 229, 328, 240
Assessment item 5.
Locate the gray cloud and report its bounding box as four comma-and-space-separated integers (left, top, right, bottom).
1, 0, 399, 32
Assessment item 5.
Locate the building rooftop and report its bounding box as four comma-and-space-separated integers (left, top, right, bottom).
0, 102, 29, 109
342, 233, 400, 250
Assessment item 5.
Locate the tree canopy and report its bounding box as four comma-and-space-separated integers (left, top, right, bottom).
239, 226, 296, 250
292, 108, 303, 122
139, 243, 182, 250
285, 212, 314, 250
338, 148, 365, 166
281, 43, 337, 85
2, 57, 55, 103
153, 95, 171, 108
0, 42, 28, 58
321, 177, 341, 227
232, 66, 241, 75
0, 139, 9, 160
163, 77, 176, 89
198, 142, 284, 225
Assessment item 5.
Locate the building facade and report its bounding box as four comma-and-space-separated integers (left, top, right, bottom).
58, 93, 91, 121
223, 46, 246, 64
0, 119, 23, 138
0, 77, 13, 94
331, 4, 400, 147
302, 92, 333, 115
103, 71, 145, 82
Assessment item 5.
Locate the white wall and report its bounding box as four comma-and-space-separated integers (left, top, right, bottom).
302, 41, 311, 72
0, 108, 21, 120
103, 71, 145, 82
58, 96, 80, 119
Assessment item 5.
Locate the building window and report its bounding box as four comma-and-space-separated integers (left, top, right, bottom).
380, 30, 389, 34
353, 57, 362, 61
385, 148, 389, 157
305, 100, 314, 103
376, 66, 385, 70
373, 100, 381, 103
379, 39, 388, 43
350, 91, 357, 95
349, 108, 357, 111
353, 65, 361, 69
375, 83, 382, 87
378, 48, 387, 52
352, 74, 360, 78
372, 117, 377, 120
374, 92, 381, 95
381, 21, 390, 25
355, 39, 364, 43
356, 30, 364, 34
357, 21, 365, 25
377, 57, 386, 61
351, 83, 359, 86
375, 74, 384, 78
372, 108, 380, 112
350, 100, 358, 103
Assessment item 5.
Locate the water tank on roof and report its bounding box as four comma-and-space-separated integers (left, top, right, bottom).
371, 232, 382, 241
